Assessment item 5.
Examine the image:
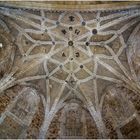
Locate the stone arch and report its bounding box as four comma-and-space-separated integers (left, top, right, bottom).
10, 87, 40, 124
26, 95, 45, 139
105, 84, 134, 124
46, 98, 99, 139
60, 102, 84, 138
102, 84, 140, 138
102, 89, 118, 139
0, 87, 40, 138
127, 23, 140, 80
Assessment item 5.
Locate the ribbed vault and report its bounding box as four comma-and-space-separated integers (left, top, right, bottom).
0, 2, 140, 139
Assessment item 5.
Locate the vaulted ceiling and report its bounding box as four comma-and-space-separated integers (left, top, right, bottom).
0, 1, 140, 139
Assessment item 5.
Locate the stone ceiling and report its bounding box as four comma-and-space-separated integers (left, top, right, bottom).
0, 1, 140, 139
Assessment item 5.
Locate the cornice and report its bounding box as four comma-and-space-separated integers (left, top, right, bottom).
0, 1, 140, 12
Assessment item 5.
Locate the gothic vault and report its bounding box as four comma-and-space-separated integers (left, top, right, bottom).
0, 1, 140, 139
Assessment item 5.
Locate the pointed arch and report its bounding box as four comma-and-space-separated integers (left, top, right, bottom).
126, 22, 140, 81
46, 98, 99, 139
0, 87, 40, 138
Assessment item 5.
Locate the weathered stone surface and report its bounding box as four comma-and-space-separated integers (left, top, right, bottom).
0, 1, 140, 139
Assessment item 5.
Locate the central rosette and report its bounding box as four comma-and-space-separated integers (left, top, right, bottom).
46, 12, 95, 84
68, 40, 74, 46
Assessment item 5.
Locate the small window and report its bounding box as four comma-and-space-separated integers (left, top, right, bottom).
0, 43, 3, 48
